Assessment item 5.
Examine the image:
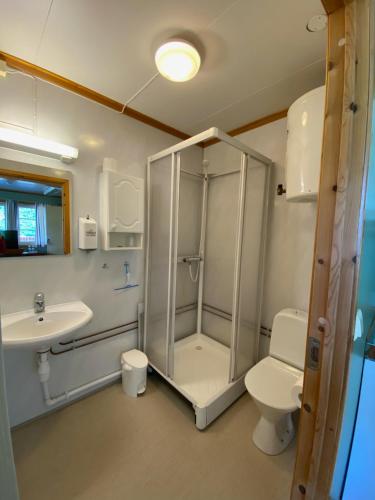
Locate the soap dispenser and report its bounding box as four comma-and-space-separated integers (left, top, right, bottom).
79, 215, 98, 250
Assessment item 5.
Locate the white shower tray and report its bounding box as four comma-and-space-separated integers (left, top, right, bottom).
149, 333, 246, 430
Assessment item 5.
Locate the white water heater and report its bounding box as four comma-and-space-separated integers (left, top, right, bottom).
285, 86, 325, 202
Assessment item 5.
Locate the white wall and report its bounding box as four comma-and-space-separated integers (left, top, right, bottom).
0, 72, 176, 426
235, 119, 317, 355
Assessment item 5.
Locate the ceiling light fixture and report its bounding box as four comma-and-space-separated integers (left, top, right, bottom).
155, 40, 201, 82
306, 14, 328, 32
0, 127, 79, 163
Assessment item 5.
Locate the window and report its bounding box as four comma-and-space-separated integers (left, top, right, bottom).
0, 201, 5, 231
18, 203, 37, 245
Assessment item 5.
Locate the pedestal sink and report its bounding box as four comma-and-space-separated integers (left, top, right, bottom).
1, 301, 93, 351
1, 300, 98, 407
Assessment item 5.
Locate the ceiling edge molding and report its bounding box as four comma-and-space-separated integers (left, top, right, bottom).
320, 0, 346, 14
0, 51, 191, 142
202, 108, 288, 148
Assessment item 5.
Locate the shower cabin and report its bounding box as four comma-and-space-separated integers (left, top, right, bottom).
144, 127, 272, 429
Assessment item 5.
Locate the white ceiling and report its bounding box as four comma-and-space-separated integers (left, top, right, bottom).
0, 0, 326, 135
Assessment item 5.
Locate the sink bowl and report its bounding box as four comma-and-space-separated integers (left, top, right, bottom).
1, 301, 93, 351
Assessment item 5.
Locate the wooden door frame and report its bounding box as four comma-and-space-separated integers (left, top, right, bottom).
291, 0, 374, 498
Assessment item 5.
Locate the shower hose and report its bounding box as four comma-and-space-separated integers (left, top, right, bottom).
188, 260, 200, 283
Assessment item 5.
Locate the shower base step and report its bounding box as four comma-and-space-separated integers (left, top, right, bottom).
150, 333, 246, 430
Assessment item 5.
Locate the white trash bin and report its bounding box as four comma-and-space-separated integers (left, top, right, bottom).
121, 349, 148, 398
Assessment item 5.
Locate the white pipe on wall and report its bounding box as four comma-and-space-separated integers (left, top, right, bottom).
37, 351, 121, 407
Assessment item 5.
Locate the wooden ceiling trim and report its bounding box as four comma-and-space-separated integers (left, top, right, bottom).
122, 106, 190, 140
0, 51, 191, 142
202, 108, 288, 148
226, 108, 288, 136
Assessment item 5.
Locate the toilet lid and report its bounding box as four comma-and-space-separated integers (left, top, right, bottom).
245, 356, 303, 412
121, 349, 148, 368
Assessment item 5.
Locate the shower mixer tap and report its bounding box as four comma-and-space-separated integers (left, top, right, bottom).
177, 255, 202, 264
176, 255, 202, 283
182, 256, 201, 263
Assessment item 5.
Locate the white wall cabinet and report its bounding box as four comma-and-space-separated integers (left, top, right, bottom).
100, 158, 144, 250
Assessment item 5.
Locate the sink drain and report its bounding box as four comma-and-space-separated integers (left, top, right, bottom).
195, 345, 202, 350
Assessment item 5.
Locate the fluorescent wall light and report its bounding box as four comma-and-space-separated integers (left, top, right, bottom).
155, 40, 201, 82
0, 127, 79, 163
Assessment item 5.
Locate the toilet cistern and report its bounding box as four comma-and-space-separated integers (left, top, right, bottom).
34, 292, 45, 313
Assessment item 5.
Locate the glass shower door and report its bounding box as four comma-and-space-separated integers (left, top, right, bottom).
145, 153, 178, 377
231, 156, 269, 380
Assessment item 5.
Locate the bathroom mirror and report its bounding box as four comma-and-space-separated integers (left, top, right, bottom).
0, 168, 70, 257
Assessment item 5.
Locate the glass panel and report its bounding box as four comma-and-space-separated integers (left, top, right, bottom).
234, 160, 268, 378
145, 155, 174, 375
202, 144, 242, 349
174, 147, 203, 342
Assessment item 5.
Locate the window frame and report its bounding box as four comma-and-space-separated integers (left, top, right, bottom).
17, 202, 37, 246
0, 199, 6, 231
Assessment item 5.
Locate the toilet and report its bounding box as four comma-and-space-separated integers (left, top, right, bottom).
121, 349, 148, 398
245, 309, 308, 455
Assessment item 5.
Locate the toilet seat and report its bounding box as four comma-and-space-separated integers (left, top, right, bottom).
245, 356, 303, 412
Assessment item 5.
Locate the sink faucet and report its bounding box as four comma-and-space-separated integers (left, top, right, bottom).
34, 292, 45, 313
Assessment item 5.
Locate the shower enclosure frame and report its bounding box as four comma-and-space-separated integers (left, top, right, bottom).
144, 127, 272, 429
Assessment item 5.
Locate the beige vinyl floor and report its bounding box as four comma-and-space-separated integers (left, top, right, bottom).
12, 373, 296, 500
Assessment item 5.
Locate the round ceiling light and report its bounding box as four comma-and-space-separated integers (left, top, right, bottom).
306, 14, 328, 32
155, 40, 201, 82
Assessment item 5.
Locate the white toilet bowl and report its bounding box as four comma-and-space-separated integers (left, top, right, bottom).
245, 356, 302, 455
245, 309, 308, 455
